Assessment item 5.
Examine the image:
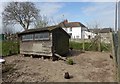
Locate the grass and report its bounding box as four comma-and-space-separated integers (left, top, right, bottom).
70, 41, 111, 52
0, 41, 2, 56
0, 40, 19, 56
67, 58, 74, 65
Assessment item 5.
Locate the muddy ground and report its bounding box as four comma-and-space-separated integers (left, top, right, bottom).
1, 50, 117, 82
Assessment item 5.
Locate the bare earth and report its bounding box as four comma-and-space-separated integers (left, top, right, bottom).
2, 50, 117, 82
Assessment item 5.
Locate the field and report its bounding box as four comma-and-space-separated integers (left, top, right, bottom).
2, 50, 116, 82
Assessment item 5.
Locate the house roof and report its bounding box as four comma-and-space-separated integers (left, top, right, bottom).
18, 25, 70, 38
59, 21, 87, 28
89, 28, 112, 33
100, 28, 112, 33
89, 29, 101, 33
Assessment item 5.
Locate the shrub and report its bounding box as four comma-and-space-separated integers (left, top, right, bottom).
67, 58, 74, 65
1, 40, 19, 56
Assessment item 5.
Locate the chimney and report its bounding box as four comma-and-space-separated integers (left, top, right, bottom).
63, 19, 68, 24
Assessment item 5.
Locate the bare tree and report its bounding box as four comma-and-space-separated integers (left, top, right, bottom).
2, 24, 15, 34
34, 15, 49, 28
86, 20, 101, 29
2, 2, 39, 31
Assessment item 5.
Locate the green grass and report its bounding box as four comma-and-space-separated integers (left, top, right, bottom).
1, 40, 19, 56
67, 58, 74, 65
0, 40, 111, 56
70, 41, 111, 52
69, 41, 83, 50
0, 41, 2, 56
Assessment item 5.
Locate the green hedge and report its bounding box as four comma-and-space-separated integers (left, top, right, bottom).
69, 41, 111, 52
0, 40, 19, 56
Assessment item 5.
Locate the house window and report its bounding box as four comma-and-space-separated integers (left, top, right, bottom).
35, 32, 49, 40
22, 34, 33, 41
70, 27, 72, 32
69, 33, 72, 37
88, 35, 91, 39
76, 36, 79, 38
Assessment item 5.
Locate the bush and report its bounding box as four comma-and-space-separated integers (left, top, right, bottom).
67, 58, 74, 65
1, 40, 19, 56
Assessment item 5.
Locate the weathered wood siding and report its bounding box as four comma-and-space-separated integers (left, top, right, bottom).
19, 27, 69, 57
52, 28, 69, 56
20, 33, 53, 56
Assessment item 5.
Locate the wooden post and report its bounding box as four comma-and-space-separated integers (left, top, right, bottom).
96, 33, 101, 52
82, 38, 85, 51
111, 32, 118, 81
117, 30, 120, 82
111, 33, 116, 59
98, 34, 101, 52
82, 31, 85, 51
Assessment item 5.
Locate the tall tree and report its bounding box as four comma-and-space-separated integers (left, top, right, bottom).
3, 24, 15, 34
2, 2, 39, 31
34, 15, 49, 28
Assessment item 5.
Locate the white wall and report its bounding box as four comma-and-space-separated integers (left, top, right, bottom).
83, 31, 96, 39
63, 27, 97, 39
63, 27, 82, 39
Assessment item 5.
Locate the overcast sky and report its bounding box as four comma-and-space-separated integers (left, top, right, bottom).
0, 0, 120, 33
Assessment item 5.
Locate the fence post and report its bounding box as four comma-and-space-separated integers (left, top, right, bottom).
82, 38, 85, 51
117, 30, 120, 82
98, 34, 101, 52
111, 32, 118, 81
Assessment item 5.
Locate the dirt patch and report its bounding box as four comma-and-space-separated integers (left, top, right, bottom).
2, 51, 117, 82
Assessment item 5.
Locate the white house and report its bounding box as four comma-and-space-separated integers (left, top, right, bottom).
59, 20, 95, 39
83, 31, 96, 39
